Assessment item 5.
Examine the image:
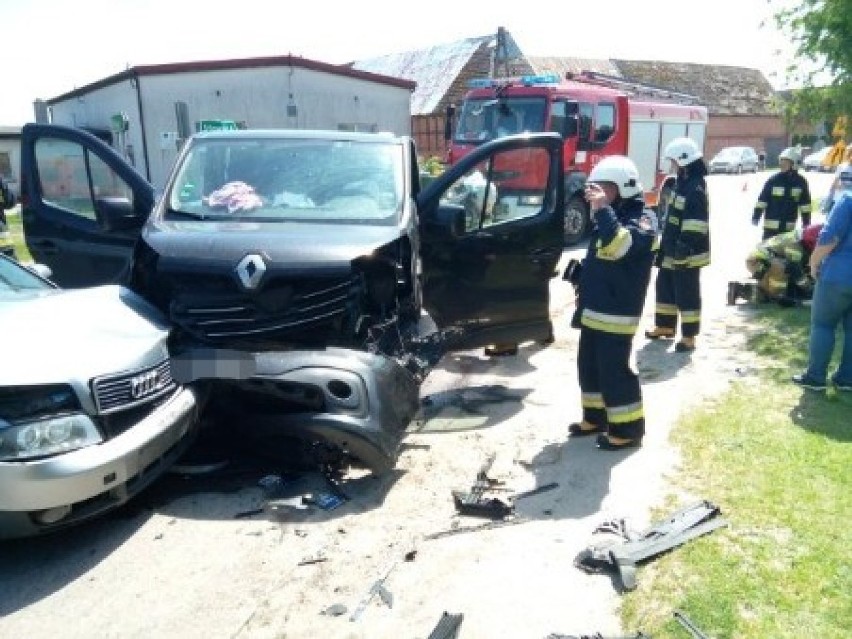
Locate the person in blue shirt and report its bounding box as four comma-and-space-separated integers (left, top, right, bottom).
792, 166, 852, 391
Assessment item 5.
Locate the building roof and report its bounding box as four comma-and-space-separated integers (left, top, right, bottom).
47, 55, 415, 105
526, 56, 622, 78
351, 36, 491, 115
351, 32, 525, 115
611, 60, 779, 116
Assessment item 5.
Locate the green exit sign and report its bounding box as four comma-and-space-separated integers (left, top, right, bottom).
195, 119, 238, 132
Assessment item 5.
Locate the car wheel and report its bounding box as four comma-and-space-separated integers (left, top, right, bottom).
564, 194, 589, 246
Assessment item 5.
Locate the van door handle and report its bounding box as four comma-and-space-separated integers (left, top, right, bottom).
30, 240, 60, 255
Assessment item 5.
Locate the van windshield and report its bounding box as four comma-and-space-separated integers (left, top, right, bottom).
166, 137, 404, 225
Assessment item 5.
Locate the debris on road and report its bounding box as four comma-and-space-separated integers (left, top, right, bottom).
574, 500, 728, 591
673, 610, 713, 638
426, 611, 464, 638
349, 561, 398, 622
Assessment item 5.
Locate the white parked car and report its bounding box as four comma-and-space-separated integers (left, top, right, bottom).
802, 147, 833, 172
708, 146, 760, 174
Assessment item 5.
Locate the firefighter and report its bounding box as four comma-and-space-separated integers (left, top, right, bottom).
752, 147, 812, 240
645, 137, 711, 353
568, 156, 657, 450
728, 223, 823, 307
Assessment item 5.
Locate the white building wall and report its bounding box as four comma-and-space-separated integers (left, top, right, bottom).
48, 82, 145, 176
49, 66, 412, 190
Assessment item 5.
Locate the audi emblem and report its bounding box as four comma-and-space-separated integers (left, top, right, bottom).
130, 370, 162, 399
235, 254, 267, 290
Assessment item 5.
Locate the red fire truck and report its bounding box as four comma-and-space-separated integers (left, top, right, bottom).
447, 71, 709, 245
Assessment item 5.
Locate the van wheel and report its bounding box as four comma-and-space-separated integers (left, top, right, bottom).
564, 195, 589, 246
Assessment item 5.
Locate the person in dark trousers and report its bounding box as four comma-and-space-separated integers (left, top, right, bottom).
752, 147, 812, 240
568, 156, 658, 450
646, 137, 711, 353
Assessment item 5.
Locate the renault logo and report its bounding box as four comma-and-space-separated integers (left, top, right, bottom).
130, 370, 162, 399
236, 254, 266, 290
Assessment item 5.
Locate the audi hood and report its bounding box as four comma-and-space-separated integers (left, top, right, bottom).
0, 285, 172, 387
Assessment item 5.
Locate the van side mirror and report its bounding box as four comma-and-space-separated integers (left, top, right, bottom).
95, 196, 145, 232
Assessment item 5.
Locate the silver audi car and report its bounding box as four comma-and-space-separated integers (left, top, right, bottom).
0, 255, 200, 539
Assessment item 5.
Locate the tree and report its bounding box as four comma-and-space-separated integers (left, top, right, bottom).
771, 0, 852, 129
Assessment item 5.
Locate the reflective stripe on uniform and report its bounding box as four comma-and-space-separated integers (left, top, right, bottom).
755, 201, 767, 210
684, 251, 711, 267
672, 195, 686, 210
681, 219, 709, 233
654, 303, 679, 316
764, 219, 780, 229
596, 227, 633, 261
582, 392, 605, 409
581, 309, 640, 334
680, 310, 701, 323
771, 186, 785, 197
791, 188, 802, 199
607, 401, 644, 424
799, 203, 811, 213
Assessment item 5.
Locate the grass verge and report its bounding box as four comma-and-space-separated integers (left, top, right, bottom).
622, 304, 851, 638
5, 208, 32, 263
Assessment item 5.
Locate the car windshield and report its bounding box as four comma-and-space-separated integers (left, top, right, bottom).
166, 136, 404, 225
455, 97, 547, 142
715, 148, 743, 159
0, 257, 53, 297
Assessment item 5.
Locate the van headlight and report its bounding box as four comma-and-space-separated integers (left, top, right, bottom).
0, 385, 102, 461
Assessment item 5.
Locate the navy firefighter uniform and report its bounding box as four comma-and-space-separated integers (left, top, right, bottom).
647, 137, 711, 351
752, 147, 812, 240
570, 156, 658, 449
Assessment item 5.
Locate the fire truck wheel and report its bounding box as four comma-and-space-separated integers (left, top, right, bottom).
564, 195, 589, 246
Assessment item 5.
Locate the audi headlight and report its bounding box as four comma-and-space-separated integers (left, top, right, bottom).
0, 385, 102, 461
0, 414, 102, 461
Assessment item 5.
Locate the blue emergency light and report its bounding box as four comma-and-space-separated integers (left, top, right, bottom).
467, 73, 561, 89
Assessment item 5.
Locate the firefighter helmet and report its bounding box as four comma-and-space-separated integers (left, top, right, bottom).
587, 156, 643, 199
778, 147, 801, 165
663, 137, 702, 167
800, 223, 823, 253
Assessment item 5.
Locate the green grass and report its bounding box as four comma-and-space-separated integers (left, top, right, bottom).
622, 306, 851, 638
4, 207, 32, 263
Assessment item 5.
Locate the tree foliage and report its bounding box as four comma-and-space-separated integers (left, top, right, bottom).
772, 0, 852, 129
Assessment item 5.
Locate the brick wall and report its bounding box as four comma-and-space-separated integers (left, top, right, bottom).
706, 115, 787, 161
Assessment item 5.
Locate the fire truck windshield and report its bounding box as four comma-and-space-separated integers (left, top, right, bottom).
455, 97, 547, 142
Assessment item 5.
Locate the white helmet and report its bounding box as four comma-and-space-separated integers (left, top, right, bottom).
588, 156, 643, 198
778, 147, 800, 165
663, 137, 702, 166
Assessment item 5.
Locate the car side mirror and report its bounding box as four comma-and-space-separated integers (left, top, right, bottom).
95, 196, 145, 232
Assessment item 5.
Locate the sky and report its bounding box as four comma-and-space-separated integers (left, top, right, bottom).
0, 0, 800, 126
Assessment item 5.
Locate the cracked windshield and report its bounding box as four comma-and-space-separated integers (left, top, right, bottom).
169, 137, 404, 224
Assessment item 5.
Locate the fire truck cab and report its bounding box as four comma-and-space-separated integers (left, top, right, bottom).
448, 71, 708, 245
